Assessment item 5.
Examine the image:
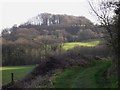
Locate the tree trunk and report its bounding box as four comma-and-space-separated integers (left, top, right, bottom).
117, 13, 120, 89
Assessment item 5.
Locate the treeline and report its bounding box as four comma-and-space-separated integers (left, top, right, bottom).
25, 13, 93, 26
2, 37, 63, 66
2, 26, 100, 42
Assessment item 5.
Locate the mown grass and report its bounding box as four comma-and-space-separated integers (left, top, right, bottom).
0, 65, 35, 85
53, 60, 117, 88
63, 40, 100, 50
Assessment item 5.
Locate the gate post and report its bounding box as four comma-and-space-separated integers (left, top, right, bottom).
11, 73, 14, 84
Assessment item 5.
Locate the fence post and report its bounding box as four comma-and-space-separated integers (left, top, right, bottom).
11, 73, 14, 84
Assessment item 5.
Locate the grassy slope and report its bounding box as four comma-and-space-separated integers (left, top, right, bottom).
53, 60, 117, 88
0, 65, 35, 85
63, 40, 100, 50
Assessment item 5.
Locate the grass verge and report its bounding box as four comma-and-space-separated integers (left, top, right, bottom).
52, 60, 117, 88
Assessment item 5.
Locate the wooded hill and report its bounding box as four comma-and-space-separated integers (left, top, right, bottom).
2, 13, 104, 43
1, 13, 105, 66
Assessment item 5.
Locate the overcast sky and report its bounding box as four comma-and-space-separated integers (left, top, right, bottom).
0, 0, 98, 32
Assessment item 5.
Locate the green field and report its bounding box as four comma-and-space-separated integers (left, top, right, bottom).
63, 40, 100, 50
53, 60, 117, 88
0, 65, 35, 85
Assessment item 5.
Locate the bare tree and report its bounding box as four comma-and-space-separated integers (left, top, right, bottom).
88, 0, 120, 88
114, 2, 120, 88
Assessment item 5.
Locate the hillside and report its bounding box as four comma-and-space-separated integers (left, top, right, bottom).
1, 13, 106, 66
